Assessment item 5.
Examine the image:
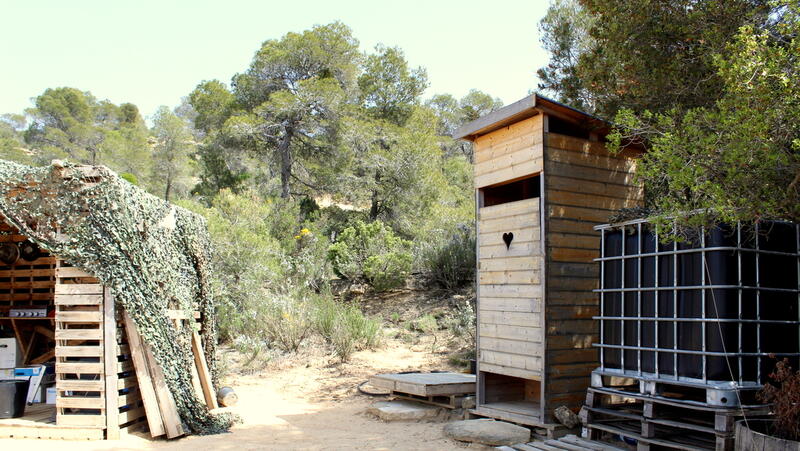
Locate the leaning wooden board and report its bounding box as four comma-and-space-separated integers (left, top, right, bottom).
369, 372, 476, 397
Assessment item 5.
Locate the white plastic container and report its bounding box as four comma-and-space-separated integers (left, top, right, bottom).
46, 386, 56, 404
0, 338, 21, 369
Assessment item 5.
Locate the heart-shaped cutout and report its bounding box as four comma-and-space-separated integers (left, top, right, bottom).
502, 232, 514, 249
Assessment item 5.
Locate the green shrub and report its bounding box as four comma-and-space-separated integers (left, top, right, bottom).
328, 220, 412, 291
446, 298, 476, 347
289, 225, 333, 291
313, 297, 382, 362
181, 191, 386, 361
412, 314, 440, 334
421, 225, 476, 289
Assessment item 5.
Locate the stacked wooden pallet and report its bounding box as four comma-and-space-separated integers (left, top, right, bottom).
580, 376, 770, 450
53, 263, 110, 431
0, 221, 55, 309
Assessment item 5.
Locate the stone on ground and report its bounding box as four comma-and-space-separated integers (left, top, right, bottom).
444, 419, 531, 446
367, 400, 442, 421
554, 405, 580, 428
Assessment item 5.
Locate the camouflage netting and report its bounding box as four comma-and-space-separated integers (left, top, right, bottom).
0, 159, 235, 434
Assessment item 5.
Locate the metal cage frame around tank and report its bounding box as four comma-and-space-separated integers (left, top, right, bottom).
591, 218, 800, 397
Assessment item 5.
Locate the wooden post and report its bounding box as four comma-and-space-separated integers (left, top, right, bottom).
123, 310, 166, 438
103, 287, 120, 439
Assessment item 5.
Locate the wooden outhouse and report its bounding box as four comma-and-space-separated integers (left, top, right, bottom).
454, 94, 642, 428
0, 162, 220, 440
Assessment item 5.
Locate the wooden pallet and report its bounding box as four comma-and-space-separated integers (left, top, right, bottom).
53, 262, 107, 430
590, 371, 761, 408
391, 391, 466, 409
370, 372, 476, 398
498, 433, 628, 451
0, 404, 105, 440
0, 219, 56, 311
581, 387, 769, 451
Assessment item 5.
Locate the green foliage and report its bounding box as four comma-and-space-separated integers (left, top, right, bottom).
358, 44, 428, 126
426, 90, 503, 160
24, 87, 152, 179
229, 22, 360, 198
314, 297, 382, 362
119, 172, 138, 185
181, 190, 385, 362
421, 226, 476, 289
536, 0, 596, 111
0, 115, 32, 165
607, 3, 800, 230
262, 295, 314, 352
538, 0, 773, 117
412, 314, 439, 334
328, 220, 412, 291
445, 298, 476, 347
151, 106, 196, 201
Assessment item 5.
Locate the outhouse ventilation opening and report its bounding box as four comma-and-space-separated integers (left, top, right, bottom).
480, 174, 540, 208
547, 115, 590, 140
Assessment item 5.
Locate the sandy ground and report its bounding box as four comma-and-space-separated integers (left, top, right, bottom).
0, 340, 478, 450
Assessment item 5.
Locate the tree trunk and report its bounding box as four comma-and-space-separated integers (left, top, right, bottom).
278, 127, 294, 199
369, 171, 381, 220
164, 176, 172, 202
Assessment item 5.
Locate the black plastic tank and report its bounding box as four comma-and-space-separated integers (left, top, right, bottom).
598, 220, 799, 385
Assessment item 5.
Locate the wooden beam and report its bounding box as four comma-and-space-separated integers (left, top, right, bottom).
29, 350, 55, 365
166, 310, 201, 320
104, 287, 120, 440
144, 343, 185, 438
122, 310, 166, 438
191, 331, 218, 409
34, 325, 55, 339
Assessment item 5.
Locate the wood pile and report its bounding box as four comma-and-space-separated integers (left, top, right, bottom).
123, 309, 217, 439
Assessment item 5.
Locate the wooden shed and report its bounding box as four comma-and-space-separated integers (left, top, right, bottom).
454, 94, 642, 429
0, 161, 222, 440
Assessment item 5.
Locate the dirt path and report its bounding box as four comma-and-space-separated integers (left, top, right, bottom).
0, 341, 474, 450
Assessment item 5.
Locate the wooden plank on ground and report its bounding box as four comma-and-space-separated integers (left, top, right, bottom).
192, 330, 218, 409
122, 310, 166, 438
144, 343, 185, 438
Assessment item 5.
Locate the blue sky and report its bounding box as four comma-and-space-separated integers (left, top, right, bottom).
1, 1, 551, 120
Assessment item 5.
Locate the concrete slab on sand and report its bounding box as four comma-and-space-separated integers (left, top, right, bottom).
368, 400, 443, 422
444, 419, 531, 446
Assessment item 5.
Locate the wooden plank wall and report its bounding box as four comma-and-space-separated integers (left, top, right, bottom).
542, 130, 642, 418
474, 115, 543, 188
477, 197, 544, 381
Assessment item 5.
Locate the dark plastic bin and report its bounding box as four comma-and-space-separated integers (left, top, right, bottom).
0, 379, 30, 419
